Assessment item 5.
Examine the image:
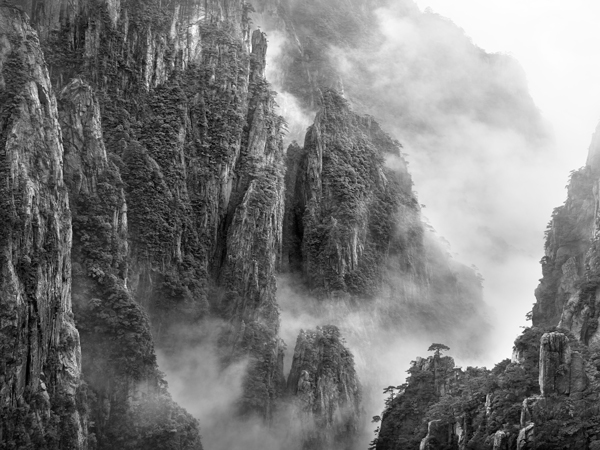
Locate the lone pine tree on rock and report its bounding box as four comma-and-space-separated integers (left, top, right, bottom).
428, 343, 450, 357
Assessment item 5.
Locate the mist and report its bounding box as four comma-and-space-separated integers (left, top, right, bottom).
157, 1, 583, 449
255, 0, 572, 442
324, 1, 569, 364
156, 322, 306, 450
277, 271, 488, 449
253, 0, 560, 361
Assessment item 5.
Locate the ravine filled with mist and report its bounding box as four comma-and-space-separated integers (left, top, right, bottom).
2, 0, 600, 449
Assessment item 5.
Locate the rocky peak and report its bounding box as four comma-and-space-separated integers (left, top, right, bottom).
287, 325, 361, 450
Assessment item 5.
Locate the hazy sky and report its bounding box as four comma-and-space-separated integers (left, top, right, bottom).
414, 0, 600, 168
262, 0, 600, 366
391, 0, 600, 365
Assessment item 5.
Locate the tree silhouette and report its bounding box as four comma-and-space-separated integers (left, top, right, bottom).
428, 343, 450, 357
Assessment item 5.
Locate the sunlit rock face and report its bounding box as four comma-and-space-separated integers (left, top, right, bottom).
419, 419, 455, 450
287, 326, 361, 449
0, 6, 86, 447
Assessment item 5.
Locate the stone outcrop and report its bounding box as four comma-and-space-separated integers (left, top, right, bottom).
285, 91, 417, 298
516, 423, 534, 450
420, 420, 452, 450
533, 162, 597, 341
538, 331, 572, 396
493, 430, 510, 450
287, 325, 361, 450
538, 331, 588, 397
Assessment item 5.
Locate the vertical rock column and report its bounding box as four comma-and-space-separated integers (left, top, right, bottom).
539, 331, 572, 396
0, 6, 85, 448
287, 326, 362, 450
219, 29, 288, 419
537, 331, 587, 398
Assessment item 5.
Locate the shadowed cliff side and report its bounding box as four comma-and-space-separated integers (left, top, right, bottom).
58, 77, 203, 449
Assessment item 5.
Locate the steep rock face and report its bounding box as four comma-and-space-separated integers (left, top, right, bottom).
58, 77, 202, 449
283, 90, 489, 352
9, 0, 258, 342
375, 355, 458, 450
533, 166, 596, 336
493, 430, 509, 450
3, 0, 291, 446
531, 123, 600, 342
286, 90, 417, 298
0, 6, 85, 447
538, 331, 588, 397
538, 331, 571, 396
516, 423, 534, 450
420, 420, 452, 450
9, 0, 288, 421
287, 325, 361, 450
219, 31, 288, 413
